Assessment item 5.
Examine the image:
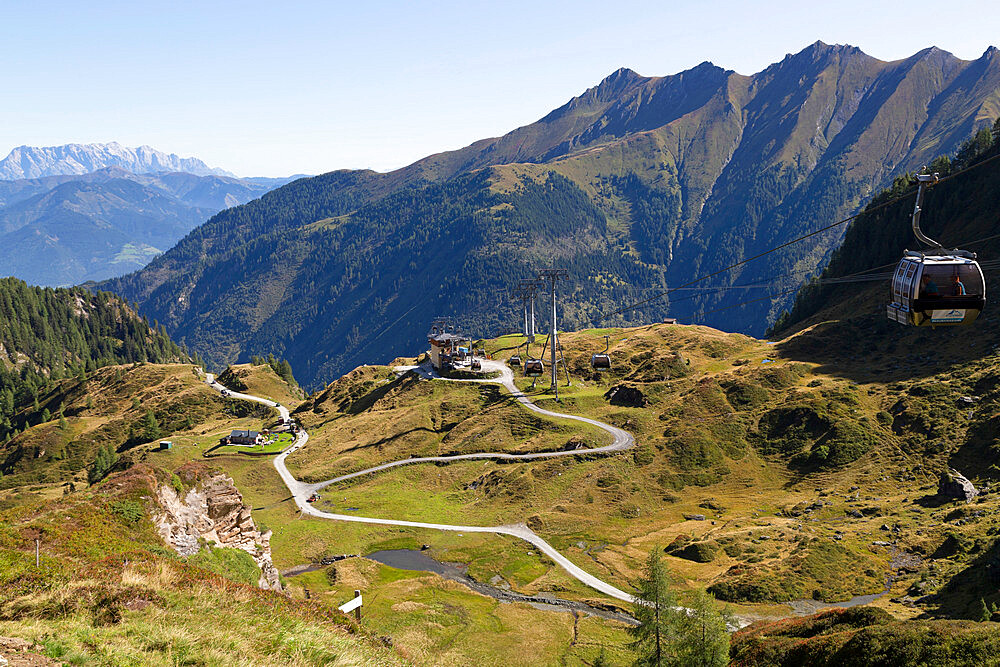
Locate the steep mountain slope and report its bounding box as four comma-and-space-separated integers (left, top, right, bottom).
102, 43, 1000, 388
773, 120, 1000, 336
0, 142, 233, 179
0, 168, 299, 285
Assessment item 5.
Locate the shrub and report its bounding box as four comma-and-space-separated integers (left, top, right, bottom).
109, 500, 145, 526
725, 382, 769, 410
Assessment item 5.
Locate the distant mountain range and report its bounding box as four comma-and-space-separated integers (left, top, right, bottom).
101, 42, 1000, 387
0, 142, 234, 180
0, 163, 301, 286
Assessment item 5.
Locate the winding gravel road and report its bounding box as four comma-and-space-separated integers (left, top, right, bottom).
205, 362, 639, 603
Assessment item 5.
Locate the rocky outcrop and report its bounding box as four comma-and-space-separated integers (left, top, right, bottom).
938, 468, 978, 503
154, 472, 281, 591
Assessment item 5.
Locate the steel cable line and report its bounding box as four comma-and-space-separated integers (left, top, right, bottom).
596, 150, 1000, 322
690, 264, 1000, 324
689, 254, 1000, 324
663, 217, 1000, 323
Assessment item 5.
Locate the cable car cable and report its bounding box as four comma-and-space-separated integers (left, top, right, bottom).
597, 150, 1000, 323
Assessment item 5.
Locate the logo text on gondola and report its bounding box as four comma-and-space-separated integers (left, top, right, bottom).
931, 309, 966, 323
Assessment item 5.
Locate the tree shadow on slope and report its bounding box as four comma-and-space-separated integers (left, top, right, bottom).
339, 426, 448, 453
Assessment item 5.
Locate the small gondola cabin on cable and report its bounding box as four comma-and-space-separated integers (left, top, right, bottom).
886, 172, 986, 327
590, 335, 611, 370
524, 358, 544, 377
887, 252, 985, 326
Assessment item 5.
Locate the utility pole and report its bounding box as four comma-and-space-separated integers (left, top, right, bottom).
537, 269, 568, 399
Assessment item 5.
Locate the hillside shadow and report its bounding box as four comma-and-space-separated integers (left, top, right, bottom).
775, 311, 1000, 384
925, 537, 1000, 619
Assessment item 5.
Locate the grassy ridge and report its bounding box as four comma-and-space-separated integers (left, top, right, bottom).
0, 457, 398, 665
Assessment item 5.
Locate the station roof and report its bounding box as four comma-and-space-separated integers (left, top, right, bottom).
428, 332, 469, 343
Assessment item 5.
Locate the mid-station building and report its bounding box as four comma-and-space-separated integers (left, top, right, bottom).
427, 322, 470, 372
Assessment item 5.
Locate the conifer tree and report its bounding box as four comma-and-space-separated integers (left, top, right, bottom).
674, 589, 731, 667
87, 445, 118, 484
630, 549, 680, 666
141, 410, 161, 441
977, 597, 991, 622
630, 548, 731, 666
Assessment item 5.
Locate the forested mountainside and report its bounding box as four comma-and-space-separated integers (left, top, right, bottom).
773, 120, 1000, 333
0, 277, 189, 445
0, 167, 298, 286
103, 42, 1000, 388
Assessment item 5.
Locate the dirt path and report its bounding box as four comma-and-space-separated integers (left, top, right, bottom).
207, 361, 641, 603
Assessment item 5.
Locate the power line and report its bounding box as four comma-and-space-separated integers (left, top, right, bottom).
689, 235, 1000, 323
597, 149, 1000, 323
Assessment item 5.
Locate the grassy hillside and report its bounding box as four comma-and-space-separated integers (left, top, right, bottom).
101, 44, 1000, 388
731, 608, 1000, 666
276, 320, 1000, 633
4, 315, 1000, 662
0, 458, 399, 665
1, 357, 636, 665
217, 360, 305, 407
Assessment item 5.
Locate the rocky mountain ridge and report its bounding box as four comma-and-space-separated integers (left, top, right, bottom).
102, 42, 1000, 387
0, 142, 234, 180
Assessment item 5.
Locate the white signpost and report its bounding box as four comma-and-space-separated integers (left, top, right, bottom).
339, 590, 363, 620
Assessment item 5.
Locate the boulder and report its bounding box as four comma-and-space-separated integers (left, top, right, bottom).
604, 384, 647, 407
938, 468, 978, 503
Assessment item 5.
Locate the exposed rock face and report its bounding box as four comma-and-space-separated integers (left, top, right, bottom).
0, 142, 233, 179
939, 468, 978, 503
154, 472, 281, 591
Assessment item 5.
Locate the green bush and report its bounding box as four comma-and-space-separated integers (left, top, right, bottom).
109, 500, 145, 526
724, 382, 769, 410
672, 541, 718, 563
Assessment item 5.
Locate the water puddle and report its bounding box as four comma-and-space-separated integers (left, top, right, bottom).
366, 549, 637, 624
786, 590, 887, 615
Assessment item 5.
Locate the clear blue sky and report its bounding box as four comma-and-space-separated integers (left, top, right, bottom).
2, 0, 997, 177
